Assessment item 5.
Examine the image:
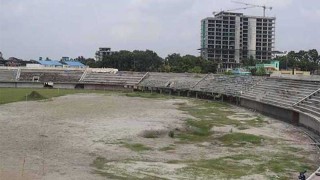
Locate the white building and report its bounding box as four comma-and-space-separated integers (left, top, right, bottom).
201, 12, 276, 70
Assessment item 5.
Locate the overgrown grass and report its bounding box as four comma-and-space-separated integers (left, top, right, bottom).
218, 132, 264, 146
123, 143, 152, 152
0, 88, 114, 105
174, 100, 270, 143
174, 153, 315, 179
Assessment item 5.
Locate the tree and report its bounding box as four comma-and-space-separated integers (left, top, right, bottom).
256, 67, 266, 76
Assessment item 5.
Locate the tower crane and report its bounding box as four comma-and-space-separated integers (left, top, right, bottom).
232, 1, 272, 17
213, 6, 257, 15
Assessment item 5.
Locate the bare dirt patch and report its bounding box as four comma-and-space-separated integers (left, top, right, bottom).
0, 93, 318, 179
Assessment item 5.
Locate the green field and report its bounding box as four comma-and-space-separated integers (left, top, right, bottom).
0, 88, 119, 105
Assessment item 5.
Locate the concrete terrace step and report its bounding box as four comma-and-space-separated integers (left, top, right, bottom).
296, 105, 320, 118
299, 103, 320, 113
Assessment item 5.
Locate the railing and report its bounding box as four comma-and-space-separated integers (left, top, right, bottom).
15, 68, 21, 81
192, 73, 211, 89
79, 68, 88, 81
137, 72, 149, 84
293, 87, 320, 107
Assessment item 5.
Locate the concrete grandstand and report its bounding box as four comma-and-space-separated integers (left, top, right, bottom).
0, 67, 319, 135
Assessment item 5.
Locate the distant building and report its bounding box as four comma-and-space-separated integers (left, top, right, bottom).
37, 57, 63, 67
95, 47, 115, 61
200, 11, 276, 71
256, 60, 280, 71
59, 57, 86, 68
63, 61, 86, 68
272, 51, 288, 58
60, 57, 70, 62
231, 68, 251, 75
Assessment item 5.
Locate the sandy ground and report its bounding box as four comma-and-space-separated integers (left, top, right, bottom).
0, 93, 318, 180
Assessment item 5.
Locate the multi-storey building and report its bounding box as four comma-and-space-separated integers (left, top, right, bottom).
200, 12, 275, 70
95, 47, 115, 61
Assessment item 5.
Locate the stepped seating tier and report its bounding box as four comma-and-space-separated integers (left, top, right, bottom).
19, 69, 84, 82
0, 69, 17, 81
139, 73, 205, 89
193, 75, 265, 96
241, 78, 320, 108
81, 71, 146, 85
295, 92, 320, 118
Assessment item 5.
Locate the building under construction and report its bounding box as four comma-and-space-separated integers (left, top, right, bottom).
200, 11, 275, 70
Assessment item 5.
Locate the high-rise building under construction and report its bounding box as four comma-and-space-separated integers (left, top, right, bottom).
200, 12, 275, 70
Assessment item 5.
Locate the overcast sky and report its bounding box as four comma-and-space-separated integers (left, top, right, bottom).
0, 0, 319, 60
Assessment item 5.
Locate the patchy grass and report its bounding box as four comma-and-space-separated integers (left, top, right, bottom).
176, 119, 214, 142
123, 143, 152, 152
125, 92, 174, 99
173, 152, 315, 179
91, 156, 108, 170
245, 116, 268, 127
93, 170, 127, 179
218, 132, 264, 146
159, 144, 176, 151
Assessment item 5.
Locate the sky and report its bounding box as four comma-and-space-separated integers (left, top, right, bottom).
0, 0, 319, 60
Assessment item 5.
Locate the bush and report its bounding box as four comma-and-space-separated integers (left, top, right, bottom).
256, 67, 267, 76
27, 91, 46, 100
224, 71, 233, 75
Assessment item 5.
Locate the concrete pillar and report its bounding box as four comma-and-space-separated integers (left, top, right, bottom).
196, 92, 198, 99
169, 90, 172, 96
187, 91, 190, 97
160, 89, 162, 94
178, 91, 181, 96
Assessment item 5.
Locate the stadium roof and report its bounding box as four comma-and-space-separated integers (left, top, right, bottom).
64, 61, 85, 67
37, 60, 62, 66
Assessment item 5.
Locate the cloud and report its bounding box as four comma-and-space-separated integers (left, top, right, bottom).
0, 0, 319, 60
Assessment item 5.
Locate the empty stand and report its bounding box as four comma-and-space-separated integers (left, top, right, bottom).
295, 90, 320, 118
241, 78, 320, 108
81, 71, 146, 86
139, 73, 205, 89
19, 69, 84, 82
0, 69, 18, 81
193, 75, 265, 96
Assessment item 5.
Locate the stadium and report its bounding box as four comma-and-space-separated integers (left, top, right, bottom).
0, 66, 319, 179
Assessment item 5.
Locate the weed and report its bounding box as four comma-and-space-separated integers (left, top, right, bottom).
218, 132, 264, 146
159, 144, 175, 151
123, 143, 152, 152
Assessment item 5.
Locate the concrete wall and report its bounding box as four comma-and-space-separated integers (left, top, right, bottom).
240, 98, 298, 124
299, 113, 320, 135
240, 97, 320, 134
0, 82, 17, 88
0, 82, 43, 88
234, 16, 241, 63
54, 83, 76, 89
247, 18, 257, 59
